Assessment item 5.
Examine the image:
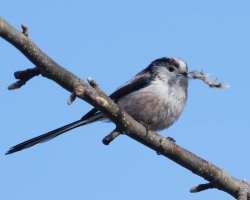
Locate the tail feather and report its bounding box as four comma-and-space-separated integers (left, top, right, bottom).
6, 114, 102, 155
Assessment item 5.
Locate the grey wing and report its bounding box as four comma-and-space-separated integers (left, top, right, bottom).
81, 68, 152, 120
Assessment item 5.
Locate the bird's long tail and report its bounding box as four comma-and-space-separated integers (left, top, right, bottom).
5, 114, 102, 155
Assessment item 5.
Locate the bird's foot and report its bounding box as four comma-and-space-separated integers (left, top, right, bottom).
166, 136, 176, 143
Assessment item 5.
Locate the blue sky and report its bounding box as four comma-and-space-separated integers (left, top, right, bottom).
1, 1, 250, 200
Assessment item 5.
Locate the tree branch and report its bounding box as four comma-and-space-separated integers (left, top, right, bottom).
8, 67, 40, 90
1, 17, 248, 199
238, 180, 250, 200
190, 183, 216, 193
102, 129, 122, 145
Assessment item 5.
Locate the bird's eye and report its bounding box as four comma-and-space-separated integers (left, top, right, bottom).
168, 66, 174, 72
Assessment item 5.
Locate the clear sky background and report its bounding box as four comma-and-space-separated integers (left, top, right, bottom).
1, 1, 250, 200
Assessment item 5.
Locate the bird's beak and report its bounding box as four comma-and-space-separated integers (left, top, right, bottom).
182, 72, 188, 77
178, 63, 188, 77
178, 71, 188, 77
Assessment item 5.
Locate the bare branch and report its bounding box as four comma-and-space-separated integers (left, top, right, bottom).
21, 23, 28, 37
67, 92, 77, 105
238, 180, 250, 200
8, 67, 40, 90
0, 17, 248, 199
87, 77, 100, 89
190, 183, 216, 193
188, 70, 230, 89
102, 129, 121, 145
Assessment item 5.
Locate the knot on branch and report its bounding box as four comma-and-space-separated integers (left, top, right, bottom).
21, 23, 28, 37
67, 92, 77, 105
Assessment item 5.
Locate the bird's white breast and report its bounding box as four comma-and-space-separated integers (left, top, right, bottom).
118, 78, 187, 131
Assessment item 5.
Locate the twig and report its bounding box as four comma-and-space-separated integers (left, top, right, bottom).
102, 129, 121, 145
188, 70, 230, 89
87, 76, 109, 99
67, 92, 77, 105
190, 183, 216, 193
21, 23, 28, 37
87, 77, 100, 90
8, 67, 40, 90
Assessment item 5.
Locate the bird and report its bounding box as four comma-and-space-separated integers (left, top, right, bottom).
6, 57, 188, 155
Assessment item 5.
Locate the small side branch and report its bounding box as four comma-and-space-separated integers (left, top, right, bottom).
67, 92, 77, 105
87, 77, 100, 90
103, 129, 121, 145
190, 183, 216, 193
21, 23, 28, 37
188, 70, 229, 89
8, 67, 40, 90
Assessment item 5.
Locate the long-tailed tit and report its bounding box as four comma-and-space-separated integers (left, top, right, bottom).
6, 57, 188, 154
